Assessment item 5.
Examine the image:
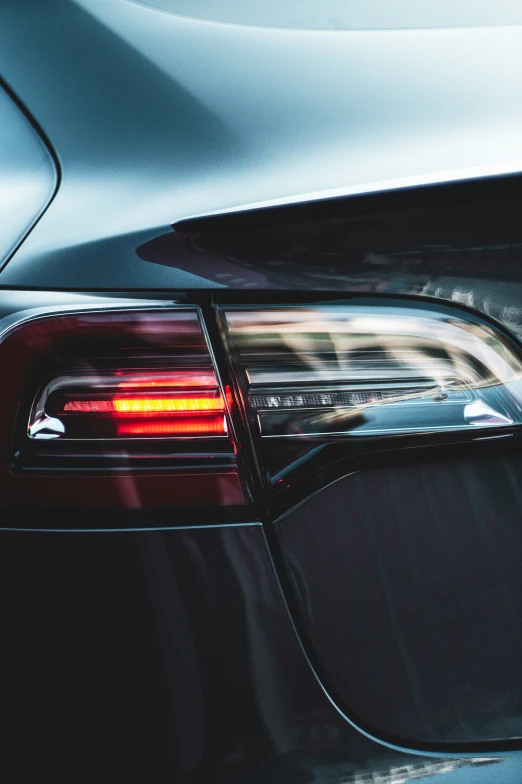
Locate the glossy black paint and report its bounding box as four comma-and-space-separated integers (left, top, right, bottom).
0, 522, 512, 782
144, 177, 522, 340
260, 430, 522, 520
1, 175, 522, 339
275, 451, 522, 747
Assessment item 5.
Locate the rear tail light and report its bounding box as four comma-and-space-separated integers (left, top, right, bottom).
218, 301, 522, 493
2, 296, 521, 513
30, 369, 227, 440
115, 416, 226, 436
1, 307, 245, 508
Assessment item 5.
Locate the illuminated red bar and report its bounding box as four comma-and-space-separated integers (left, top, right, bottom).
64, 395, 225, 414
113, 396, 224, 413
117, 415, 227, 436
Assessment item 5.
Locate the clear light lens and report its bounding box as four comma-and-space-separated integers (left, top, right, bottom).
221, 303, 522, 438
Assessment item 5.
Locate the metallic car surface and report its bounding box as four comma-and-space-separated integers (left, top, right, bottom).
1, 0, 522, 287
132, 0, 522, 30
0, 82, 56, 269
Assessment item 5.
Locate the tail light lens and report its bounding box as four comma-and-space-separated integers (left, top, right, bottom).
2, 307, 245, 508
3, 297, 522, 512
218, 302, 522, 492
29, 369, 227, 440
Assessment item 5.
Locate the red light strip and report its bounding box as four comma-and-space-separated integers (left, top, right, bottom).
113, 396, 224, 413
63, 395, 224, 414
117, 415, 227, 436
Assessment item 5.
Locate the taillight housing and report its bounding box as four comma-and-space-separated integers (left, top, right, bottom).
3, 295, 522, 513
218, 300, 522, 502
2, 307, 246, 508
